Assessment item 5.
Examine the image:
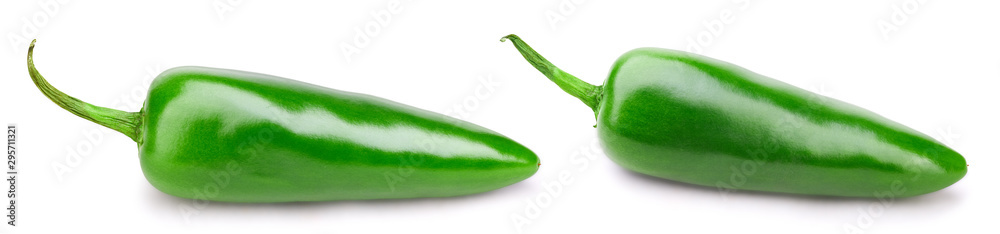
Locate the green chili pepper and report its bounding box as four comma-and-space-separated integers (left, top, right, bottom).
501, 34, 966, 197
28, 40, 539, 202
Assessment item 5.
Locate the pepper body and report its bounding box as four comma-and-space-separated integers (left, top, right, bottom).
502, 35, 966, 197
139, 67, 538, 202
28, 41, 538, 202
598, 48, 965, 197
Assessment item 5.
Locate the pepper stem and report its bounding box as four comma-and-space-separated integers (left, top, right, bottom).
27, 40, 142, 142
501, 34, 602, 112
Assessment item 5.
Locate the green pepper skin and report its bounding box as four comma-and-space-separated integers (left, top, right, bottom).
28, 41, 538, 202
503, 35, 966, 197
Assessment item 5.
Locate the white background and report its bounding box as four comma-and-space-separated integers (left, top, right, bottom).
1, 0, 997, 233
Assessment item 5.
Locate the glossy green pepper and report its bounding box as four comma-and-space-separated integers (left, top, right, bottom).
28, 40, 539, 202
501, 34, 966, 197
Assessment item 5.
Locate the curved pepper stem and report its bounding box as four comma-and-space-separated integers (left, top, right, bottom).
27, 40, 142, 142
501, 34, 602, 113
